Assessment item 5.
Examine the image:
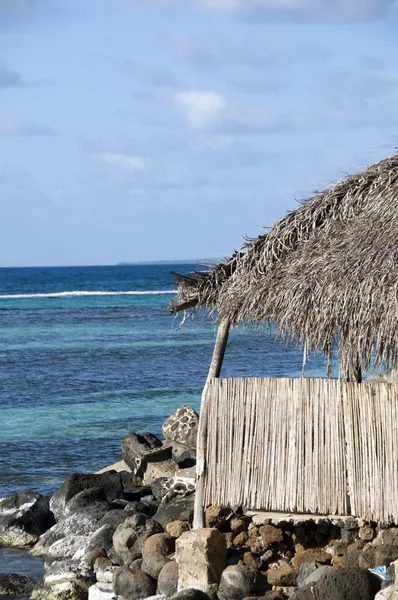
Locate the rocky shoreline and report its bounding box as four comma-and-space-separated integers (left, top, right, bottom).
1, 405, 398, 600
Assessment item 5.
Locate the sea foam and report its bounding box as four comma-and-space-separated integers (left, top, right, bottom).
0, 290, 176, 299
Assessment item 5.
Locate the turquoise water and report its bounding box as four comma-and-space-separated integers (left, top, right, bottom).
0, 264, 328, 497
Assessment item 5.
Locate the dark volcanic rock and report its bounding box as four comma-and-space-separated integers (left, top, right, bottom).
65, 488, 111, 516
157, 560, 179, 597
121, 432, 162, 472
113, 566, 155, 600
50, 473, 123, 521
218, 565, 269, 600
153, 495, 195, 527
291, 567, 380, 600
359, 545, 398, 569
141, 550, 170, 579
32, 510, 104, 556
113, 513, 163, 564
86, 524, 115, 555
0, 573, 36, 595
171, 590, 211, 600
0, 492, 55, 546
163, 441, 196, 468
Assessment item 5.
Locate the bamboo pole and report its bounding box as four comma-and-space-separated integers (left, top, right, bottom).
193, 318, 231, 529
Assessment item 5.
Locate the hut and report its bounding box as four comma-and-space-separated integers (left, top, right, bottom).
170, 154, 398, 526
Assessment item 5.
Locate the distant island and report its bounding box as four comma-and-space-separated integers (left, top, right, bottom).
117, 258, 222, 266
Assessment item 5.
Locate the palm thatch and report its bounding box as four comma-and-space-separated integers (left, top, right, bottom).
216, 154, 398, 371
168, 252, 243, 314
170, 154, 398, 371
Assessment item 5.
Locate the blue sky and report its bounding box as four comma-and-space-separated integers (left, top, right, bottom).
1, 0, 398, 266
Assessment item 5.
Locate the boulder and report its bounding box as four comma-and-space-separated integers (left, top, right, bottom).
98, 510, 129, 530
291, 567, 380, 600
113, 514, 163, 564
297, 564, 334, 588
217, 565, 269, 600
31, 580, 90, 600
162, 406, 199, 449
135, 447, 178, 485
142, 533, 176, 557
88, 582, 116, 600
141, 551, 170, 579
163, 441, 196, 468
46, 535, 90, 559
171, 590, 211, 600
292, 548, 332, 568
266, 565, 297, 587
50, 473, 123, 521
64, 488, 111, 516
86, 524, 115, 555
360, 523, 376, 542
176, 528, 227, 594
32, 511, 104, 556
360, 545, 398, 569
205, 507, 233, 530
158, 561, 179, 597
0, 492, 55, 546
113, 566, 156, 600
166, 521, 191, 538
154, 495, 195, 528
43, 558, 93, 587
121, 432, 162, 472
0, 573, 36, 595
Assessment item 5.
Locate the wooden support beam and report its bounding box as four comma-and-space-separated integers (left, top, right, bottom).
351, 354, 362, 384
194, 318, 231, 529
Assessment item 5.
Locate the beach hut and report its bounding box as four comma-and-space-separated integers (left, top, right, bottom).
170, 154, 398, 526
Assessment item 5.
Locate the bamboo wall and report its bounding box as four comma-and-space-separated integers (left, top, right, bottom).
202, 377, 398, 523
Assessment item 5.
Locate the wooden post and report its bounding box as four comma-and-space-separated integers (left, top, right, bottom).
193, 318, 231, 529
351, 354, 362, 384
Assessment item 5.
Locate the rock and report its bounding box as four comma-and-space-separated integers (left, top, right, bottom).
360, 523, 376, 542
65, 488, 111, 516
85, 548, 107, 569
88, 583, 116, 600
135, 447, 178, 485
171, 590, 211, 600
113, 566, 156, 600
31, 580, 90, 600
292, 567, 380, 600
217, 565, 269, 600
297, 564, 334, 588
43, 559, 93, 586
162, 406, 199, 449
242, 552, 261, 570
233, 532, 248, 547
113, 514, 163, 564
230, 517, 251, 535
154, 495, 195, 528
32, 511, 104, 556
86, 524, 115, 555
259, 525, 283, 548
0, 492, 55, 546
376, 528, 398, 546
151, 473, 195, 504
158, 561, 179, 597
50, 473, 123, 522
143, 533, 176, 557
205, 507, 232, 530
176, 529, 227, 594
292, 548, 332, 568
47, 535, 90, 559
166, 520, 191, 538
121, 432, 162, 472
360, 545, 398, 569
0, 573, 37, 595
375, 587, 398, 600
163, 441, 196, 468
141, 551, 170, 579
266, 565, 297, 587
98, 510, 129, 530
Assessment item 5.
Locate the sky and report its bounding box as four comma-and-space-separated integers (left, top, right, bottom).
0, 0, 398, 267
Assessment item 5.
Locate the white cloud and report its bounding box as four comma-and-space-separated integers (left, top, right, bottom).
174, 90, 227, 129
0, 114, 53, 136
98, 152, 150, 173
155, 0, 396, 20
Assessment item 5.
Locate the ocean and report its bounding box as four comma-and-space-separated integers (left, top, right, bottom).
0, 263, 328, 583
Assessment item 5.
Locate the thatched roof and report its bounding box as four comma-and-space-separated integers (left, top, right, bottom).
170, 154, 398, 370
